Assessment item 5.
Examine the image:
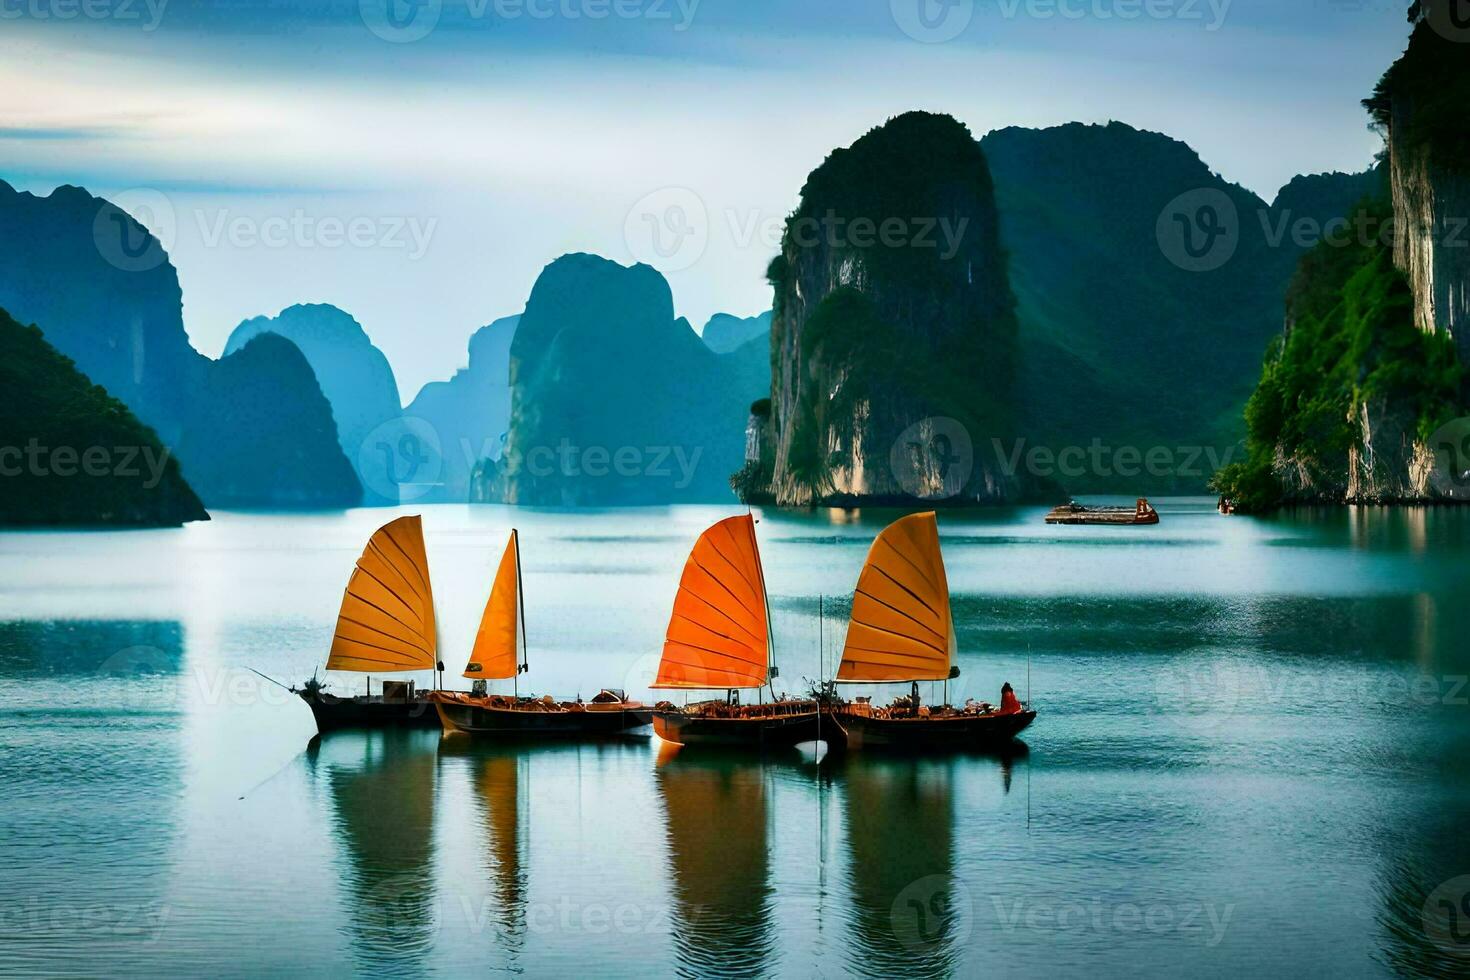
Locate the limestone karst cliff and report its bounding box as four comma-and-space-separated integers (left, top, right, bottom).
765, 111, 1019, 506
1213, 7, 1470, 509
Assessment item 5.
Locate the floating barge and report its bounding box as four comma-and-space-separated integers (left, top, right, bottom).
1045, 498, 1159, 526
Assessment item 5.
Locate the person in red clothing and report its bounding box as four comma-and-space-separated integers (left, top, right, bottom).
998, 682, 1022, 716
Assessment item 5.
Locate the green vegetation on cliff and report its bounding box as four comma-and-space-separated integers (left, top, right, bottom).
767, 111, 1018, 505
1212, 199, 1464, 510
0, 308, 207, 526
982, 122, 1379, 496
1366, 5, 1470, 172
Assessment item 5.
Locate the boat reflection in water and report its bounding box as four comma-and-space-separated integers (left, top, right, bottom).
833, 746, 1026, 978
435, 739, 529, 946
655, 743, 778, 977
308, 729, 440, 969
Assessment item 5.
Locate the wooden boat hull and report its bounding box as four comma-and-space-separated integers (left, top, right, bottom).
825, 707, 1035, 751
652, 708, 821, 748
1044, 512, 1159, 525
1045, 498, 1159, 525
298, 691, 442, 733
434, 699, 652, 738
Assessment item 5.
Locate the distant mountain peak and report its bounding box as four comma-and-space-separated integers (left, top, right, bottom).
701, 311, 771, 355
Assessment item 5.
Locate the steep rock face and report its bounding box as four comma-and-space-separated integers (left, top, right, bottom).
488, 253, 751, 505
981, 121, 1378, 494
0, 182, 359, 508
176, 334, 360, 509
405, 314, 519, 503
701, 311, 771, 355
0, 181, 201, 442
0, 308, 207, 526
225, 304, 402, 503
1368, 12, 1470, 362
768, 111, 1018, 506
1214, 202, 1464, 510
1215, 9, 1470, 511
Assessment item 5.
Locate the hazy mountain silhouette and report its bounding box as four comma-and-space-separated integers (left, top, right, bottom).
175, 333, 360, 508
226, 303, 402, 504
700, 311, 771, 355
405, 314, 519, 503
487, 254, 756, 505
0, 181, 360, 508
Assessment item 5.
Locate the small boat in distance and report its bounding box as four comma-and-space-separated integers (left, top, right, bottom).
1045, 497, 1159, 525
427, 529, 652, 738
651, 514, 820, 749
824, 512, 1035, 751
296, 515, 444, 732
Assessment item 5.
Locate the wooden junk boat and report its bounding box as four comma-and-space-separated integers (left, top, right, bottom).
427, 530, 652, 737
823, 512, 1036, 751
297, 515, 444, 732
1044, 497, 1159, 526
650, 515, 820, 749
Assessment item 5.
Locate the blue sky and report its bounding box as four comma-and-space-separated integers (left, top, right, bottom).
2, 0, 1414, 398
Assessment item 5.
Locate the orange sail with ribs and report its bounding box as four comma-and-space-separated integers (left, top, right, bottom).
837, 511, 955, 683
326, 515, 438, 673
653, 514, 770, 690
464, 530, 522, 679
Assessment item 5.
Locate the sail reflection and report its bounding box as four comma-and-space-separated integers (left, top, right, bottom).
310, 729, 440, 968
438, 741, 529, 942
655, 748, 776, 979
836, 755, 962, 979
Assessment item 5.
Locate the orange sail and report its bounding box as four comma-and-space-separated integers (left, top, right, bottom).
837, 511, 955, 683
326, 515, 437, 673
653, 514, 770, 690
465, 531, 522, 679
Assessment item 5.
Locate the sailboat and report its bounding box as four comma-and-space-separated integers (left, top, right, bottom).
823, 512, 1036, 750
297, 515, 444, 732
427, 529, 652, 737
650, 514, 820, 748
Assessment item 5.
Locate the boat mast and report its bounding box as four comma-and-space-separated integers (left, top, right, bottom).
514, 528, 528, 699
817, 594, 823, 751
752, 517, 777, 701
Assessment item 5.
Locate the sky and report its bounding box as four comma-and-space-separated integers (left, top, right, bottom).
2, 0, 1415, 400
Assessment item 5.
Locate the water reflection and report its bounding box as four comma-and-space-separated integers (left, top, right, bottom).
1373, 710, 1470, 977
308, 729, 440, 969
0, 619, 185, 677
437, 740, 528, 944
0, 621, 186, 975
835, 754, 959, 978
655, 746, 777, 979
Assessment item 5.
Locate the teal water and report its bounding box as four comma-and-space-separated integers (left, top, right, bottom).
2, 499, 1469, 977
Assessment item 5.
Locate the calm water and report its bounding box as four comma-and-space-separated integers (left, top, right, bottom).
3, 499, 1470, 978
